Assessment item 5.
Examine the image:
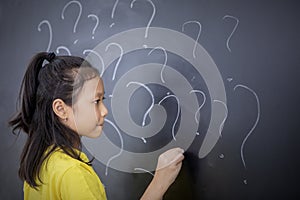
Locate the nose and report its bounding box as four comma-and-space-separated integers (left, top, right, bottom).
101, 102, 108, 117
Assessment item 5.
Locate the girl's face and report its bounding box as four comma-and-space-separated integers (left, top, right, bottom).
68, 76, 108, 138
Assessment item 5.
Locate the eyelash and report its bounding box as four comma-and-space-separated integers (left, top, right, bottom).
94, 96, 106, 104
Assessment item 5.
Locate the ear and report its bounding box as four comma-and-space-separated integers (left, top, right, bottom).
52, 99, 70, 121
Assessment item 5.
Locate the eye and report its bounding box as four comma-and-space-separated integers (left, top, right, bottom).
93, 99, 101, 104
93, 96, 106, 104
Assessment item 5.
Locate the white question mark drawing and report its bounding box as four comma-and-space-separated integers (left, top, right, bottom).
126, 81, 154, 128
87, 14, 99, 39
110, 0, 119, 27
134, 167, 154, 176
213, 99, 228, 137
83, 49, 105, 77
37, 20, 52, 52
234, 84, 260, 169
61, 1, 82, 44
56, 46, 71, 55
130, 0, 156, 38
222, 15, 239, 52
105, 42, 124, 81
148, 47, 168, 83
182, 20, 202, 58
104, 118, 124, 176
189, 89, 206, 124
158, 94, 180, 141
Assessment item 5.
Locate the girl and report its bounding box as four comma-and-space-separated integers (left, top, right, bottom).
9, 52, 184, 200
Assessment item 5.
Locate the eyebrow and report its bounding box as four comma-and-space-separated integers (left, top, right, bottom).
95, 92, 105, 97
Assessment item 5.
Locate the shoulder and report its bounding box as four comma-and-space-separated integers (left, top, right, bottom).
44, 149, 107, 199
46, 149, 86, 169
43, 148, 94, 176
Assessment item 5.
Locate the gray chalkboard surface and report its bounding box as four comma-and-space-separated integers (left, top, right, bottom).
0, 0, 299, 199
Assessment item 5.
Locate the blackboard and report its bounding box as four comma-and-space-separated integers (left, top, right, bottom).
0, 0, 299, 199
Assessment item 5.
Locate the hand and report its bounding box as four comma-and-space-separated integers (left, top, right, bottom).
141, 147, 184, 200
154, 147, 185, 191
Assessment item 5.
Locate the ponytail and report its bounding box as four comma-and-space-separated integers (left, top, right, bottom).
9, 52, 55, 134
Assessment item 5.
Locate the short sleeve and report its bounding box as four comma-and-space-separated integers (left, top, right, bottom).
60, 164, 106, 200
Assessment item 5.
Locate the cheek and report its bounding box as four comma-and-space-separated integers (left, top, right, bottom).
74, 106, 97, 128
94, 105, 101, 120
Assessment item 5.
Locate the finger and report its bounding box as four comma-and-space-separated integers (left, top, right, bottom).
173, 147, 184, 154
176, 161, 183, 170
175, 154, 184, 165
171, 152, 184, 165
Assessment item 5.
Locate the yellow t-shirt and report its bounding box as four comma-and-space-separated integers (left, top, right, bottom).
23, 147, 107, 200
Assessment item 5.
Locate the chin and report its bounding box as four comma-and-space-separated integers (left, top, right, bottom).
86, 133, 102, 139
90, 127, 103, 138
81, 126, 103, 138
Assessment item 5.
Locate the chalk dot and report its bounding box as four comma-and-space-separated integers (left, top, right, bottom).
196, 132, 200, 135
219, 154, 225, 159
243, 179, 247, 185
141, 137, 147, 143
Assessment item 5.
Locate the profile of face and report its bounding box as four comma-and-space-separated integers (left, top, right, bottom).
68, 76, 108, 138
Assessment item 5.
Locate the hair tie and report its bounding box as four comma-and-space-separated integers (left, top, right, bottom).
46, 52, 56, 62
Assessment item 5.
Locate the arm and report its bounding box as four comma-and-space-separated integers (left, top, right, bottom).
140, 147, 185, 200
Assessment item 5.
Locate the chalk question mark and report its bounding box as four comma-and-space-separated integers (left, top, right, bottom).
130, 0, 156, 38
213, 99, 228, 137
182, 20, 202, 58
110, 0, 119, 27
87, 14, 99, 39
61, 0, 82, 44
148, 47, 168, 83
37, 20, 52, 52
189, 89, 206, 124
222, 15, 239, 52
83, 49, 105, 77
126, 81, 154, 128
158, 94, 180, 141
56, 46, 71, 55
234, 84, 260, 169
104, 118, 124, 176
105, 42, 124, 81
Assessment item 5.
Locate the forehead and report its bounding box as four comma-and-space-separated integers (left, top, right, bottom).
80, 77, 104, 98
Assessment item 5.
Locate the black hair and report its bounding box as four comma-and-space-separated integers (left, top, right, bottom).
8, 52, 100, 188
